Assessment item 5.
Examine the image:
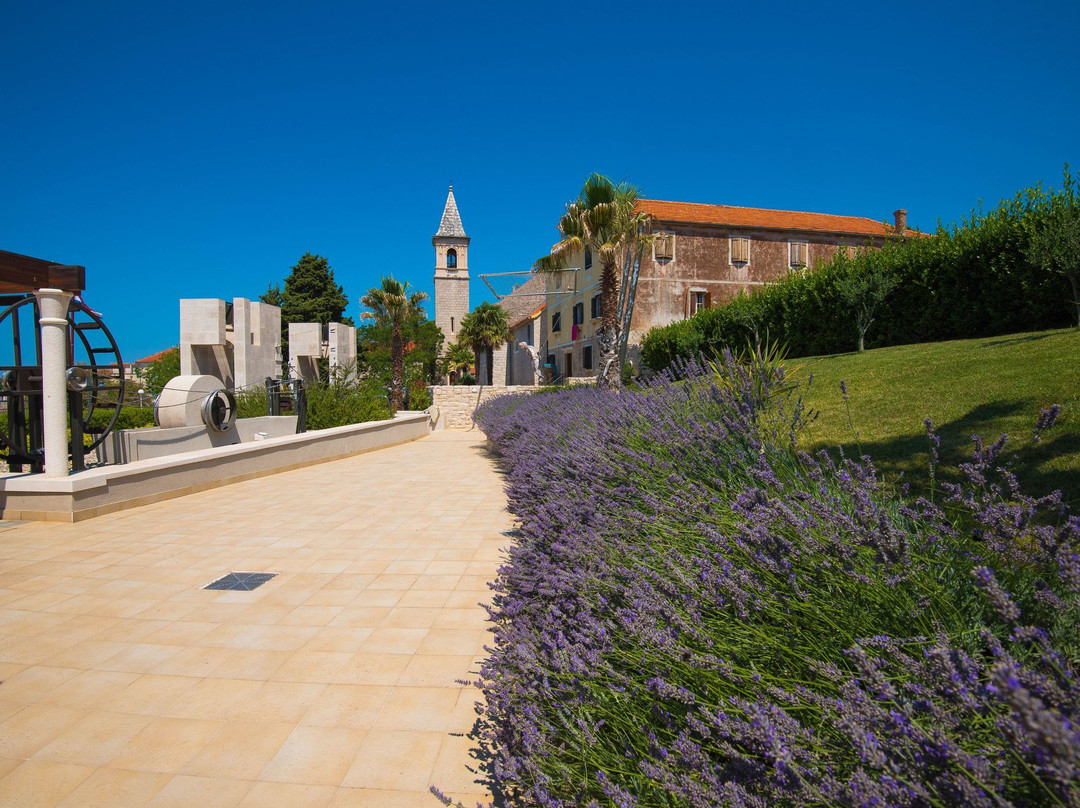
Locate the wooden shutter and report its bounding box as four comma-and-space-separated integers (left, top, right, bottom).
731, 237, 749, 264
655, 234, 674, 260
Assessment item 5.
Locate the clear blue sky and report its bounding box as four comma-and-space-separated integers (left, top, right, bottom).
3, 0, 1077, 362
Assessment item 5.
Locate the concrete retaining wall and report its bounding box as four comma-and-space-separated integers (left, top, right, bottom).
0, 412, 430, 522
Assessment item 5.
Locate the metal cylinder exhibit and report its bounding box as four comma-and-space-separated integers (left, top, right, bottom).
155, 375, 237, 432
35, 289, 73, 477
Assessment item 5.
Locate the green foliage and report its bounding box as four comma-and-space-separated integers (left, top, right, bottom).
234, 373, 391, 429
440, 338, 474, 380
140, 346, 181, 395
359, 275, 431, 413
262, 252, 351, 365
1026, 166, 1080, 326
641, 173, 1076, 371
458, 301, 511, 386
304, 376, 391, 430
85, 405, 156, 431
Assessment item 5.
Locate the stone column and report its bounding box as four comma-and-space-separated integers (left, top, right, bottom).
36, 289, 73, 477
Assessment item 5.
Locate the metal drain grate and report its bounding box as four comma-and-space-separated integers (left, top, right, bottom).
204, 572, 277, 591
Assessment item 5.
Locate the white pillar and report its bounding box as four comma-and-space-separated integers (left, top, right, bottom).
36, 289, 73, 477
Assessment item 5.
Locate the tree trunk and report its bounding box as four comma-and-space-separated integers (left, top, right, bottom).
473, 348, 482, 383
485, 346, 494, 385
596, 259, 620, 390
390, 322, 404, 412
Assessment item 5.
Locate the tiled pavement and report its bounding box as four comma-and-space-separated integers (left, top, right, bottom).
0, 430, 509, 807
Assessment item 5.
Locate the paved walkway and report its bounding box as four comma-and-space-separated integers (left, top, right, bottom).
0, 431, 508, 807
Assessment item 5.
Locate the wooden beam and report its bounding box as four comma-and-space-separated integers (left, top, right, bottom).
0, 250, 85, 294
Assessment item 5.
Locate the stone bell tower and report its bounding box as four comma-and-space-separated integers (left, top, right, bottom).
433, 185, 470, 343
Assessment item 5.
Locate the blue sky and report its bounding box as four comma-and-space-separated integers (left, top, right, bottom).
3, 0, 1077, 361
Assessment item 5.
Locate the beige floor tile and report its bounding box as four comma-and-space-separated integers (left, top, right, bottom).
32, 710, 153, 766
54, 767, 171, 807
209, 648, 292, 680
145, 774, 252, 807
271, 650, 354, 683
299, 626, 373, 653
0, 759, 95, 808
260, 725, 368, 785
160, 677, 260, 720
99, 674, 199, 715
0, 666, 83, 702
397, 655, 476, 688
374, 687, 460, 733
231, 681, 327, 724
180, 720, 294, 779
341, 729, 443, 790
328, 787, 430, 807
301, 684, 392, 730
429, 734, 491, 795
0, 432, 508, 806
0, 704, 85, 759
361, 628, 429, 655
106, 716, 222, 773
237, 781, 337, 808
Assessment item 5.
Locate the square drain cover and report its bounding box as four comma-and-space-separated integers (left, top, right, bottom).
204, 572, 277, 591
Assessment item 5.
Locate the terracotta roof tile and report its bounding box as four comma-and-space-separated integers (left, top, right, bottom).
637, 198, 920, 238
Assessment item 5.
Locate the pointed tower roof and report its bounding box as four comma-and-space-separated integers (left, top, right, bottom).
435, 185, 467, 238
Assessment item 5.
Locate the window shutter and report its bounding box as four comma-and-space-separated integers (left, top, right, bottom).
732, 237, 749, 264
655, 234, 674, 260
705, 291, 712, 310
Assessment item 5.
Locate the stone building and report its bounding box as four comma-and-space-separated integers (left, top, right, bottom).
474, 274, 548, 386
543, 199, 916, 380
433, 186, 470, 347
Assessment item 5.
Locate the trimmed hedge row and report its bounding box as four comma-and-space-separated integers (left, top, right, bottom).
641, 181, 1075, 371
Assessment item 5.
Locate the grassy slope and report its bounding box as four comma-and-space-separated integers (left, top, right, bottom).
797, 328, 1080, 505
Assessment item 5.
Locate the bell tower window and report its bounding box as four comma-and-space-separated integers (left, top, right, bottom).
447, 249, 457, 269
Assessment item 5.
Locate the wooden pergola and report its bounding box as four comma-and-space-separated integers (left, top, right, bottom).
0, 249, 84, 295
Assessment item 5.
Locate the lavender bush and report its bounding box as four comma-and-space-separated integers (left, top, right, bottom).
471, 354, 1079, 807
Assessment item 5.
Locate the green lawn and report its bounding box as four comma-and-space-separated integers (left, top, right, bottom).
796, 328, 1080, 505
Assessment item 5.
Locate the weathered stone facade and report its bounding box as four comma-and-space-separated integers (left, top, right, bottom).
543, 200, 913, 380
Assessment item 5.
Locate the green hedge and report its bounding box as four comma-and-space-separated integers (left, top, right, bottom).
641, 179, 1075, 371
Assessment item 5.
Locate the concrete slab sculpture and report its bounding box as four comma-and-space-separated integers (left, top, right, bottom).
287, 321, 356, 383
180, 297, 281, 391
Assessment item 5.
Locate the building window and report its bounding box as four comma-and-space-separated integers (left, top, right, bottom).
687, 289, 711, 318
654, 234, 674, 261
526, 321, 533, 345
552, 311, 561, 333
573, 302, 584, 325
583, 345, 593, 369
731, 237, 750, 264
446, 249, 457, 269
789, 241, 809, 269
590, 293, 602, 319
584, 247, 592, 271
450, 316, 454, 333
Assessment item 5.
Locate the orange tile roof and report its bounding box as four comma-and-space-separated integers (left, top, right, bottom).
133, 347, 177, 364
637, 199, 920, 238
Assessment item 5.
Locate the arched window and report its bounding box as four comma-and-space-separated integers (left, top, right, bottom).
447, 249, 457, 269
584, 247, 592, 271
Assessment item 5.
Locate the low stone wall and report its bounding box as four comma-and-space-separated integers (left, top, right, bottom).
430, 385, 540, 430
0, 412, 430, 522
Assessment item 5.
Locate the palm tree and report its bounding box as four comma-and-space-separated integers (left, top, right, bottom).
361, 276, 427, 412
441, 339, 474, 383
535, 173, 653, 389
458, 302, 511, 386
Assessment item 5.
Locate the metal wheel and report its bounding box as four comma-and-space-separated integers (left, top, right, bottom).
0, 294, 125, 471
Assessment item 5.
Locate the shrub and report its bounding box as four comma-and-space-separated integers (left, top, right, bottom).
470, 358, 1079, 807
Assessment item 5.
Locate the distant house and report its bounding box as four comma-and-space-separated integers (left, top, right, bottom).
543, 199, 917, 380
476, 274, 548, 387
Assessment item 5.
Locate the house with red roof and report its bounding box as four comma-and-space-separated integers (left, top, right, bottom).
542, 199, 916, 380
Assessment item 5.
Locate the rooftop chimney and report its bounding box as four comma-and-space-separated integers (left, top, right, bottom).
893, 209, 908, 234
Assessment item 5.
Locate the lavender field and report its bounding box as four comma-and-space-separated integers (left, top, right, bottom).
470, 356, 1079, 807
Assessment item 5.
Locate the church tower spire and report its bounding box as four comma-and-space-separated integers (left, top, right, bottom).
433, 185, 470, 344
